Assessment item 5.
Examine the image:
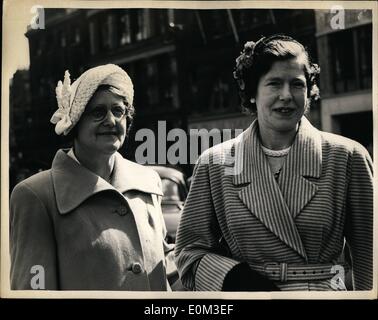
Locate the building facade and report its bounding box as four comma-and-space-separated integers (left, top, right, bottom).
315, 9, 373, 155
9, 69, 33, 189
25, 9, 184, 168
18, 8, 372, 179
23, 8, 324, 175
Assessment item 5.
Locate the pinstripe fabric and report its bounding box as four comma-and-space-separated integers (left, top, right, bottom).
174, 117, 373, 291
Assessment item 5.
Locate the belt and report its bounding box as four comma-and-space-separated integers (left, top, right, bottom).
250, 262, 348, 283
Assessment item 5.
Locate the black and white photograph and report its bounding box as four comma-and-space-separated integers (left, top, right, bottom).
1, 0, 377, 300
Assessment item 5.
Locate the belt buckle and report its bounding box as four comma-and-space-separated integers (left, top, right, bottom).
263, 262, 288, 282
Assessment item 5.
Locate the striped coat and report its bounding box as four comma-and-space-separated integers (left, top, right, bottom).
174, 117, 373, 291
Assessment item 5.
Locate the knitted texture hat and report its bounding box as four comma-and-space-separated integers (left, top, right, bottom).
51, 64, 134, 135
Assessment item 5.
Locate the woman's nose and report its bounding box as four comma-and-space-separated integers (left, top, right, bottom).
102, 110, 116, 126
279, 83, 292, 102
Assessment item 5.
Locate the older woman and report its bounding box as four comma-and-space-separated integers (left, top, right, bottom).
10, 64, 176, 290
174, 35, 373, 291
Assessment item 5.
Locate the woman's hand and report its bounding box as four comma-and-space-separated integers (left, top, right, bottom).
222, 262, 279, 291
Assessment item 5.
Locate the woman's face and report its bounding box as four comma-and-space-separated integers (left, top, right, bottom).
75, 90, 127, 156
255, 56, 308, 135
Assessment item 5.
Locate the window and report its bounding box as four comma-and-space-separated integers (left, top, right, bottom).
74, 27, 81, 44
336, 111, 372, 157
118, 12, 131, 45
135, 55, 175, 110
329, 24, 372, 93
158, 55, 176, 108
189, 64, 237, 115
89, 21, 98, 55
134, 9, 150, 41
39, 78, 46, 97
232, 9, 271, 31
56, 29, 67, 48
357, 26, 372, 89
200, 10, 232, 39
99, 15, 111, 50
46, 33, 54, 53
146, 60, 159, 105
209, 76, 231, 111
35, 37, 45, 56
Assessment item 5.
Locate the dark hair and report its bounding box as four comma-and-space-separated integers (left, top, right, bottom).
233, 34, 320, 113
66, 84, 135, 141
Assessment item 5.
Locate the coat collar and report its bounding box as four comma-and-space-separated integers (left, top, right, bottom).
52, 149, 162, 214
233, 116, 322, 260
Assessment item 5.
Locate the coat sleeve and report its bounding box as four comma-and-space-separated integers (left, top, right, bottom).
174, 156, 240, 291
10, 182, 59, 290
151, 178, 179, 290
162, 236, 181, 290
345, 145, 373, 290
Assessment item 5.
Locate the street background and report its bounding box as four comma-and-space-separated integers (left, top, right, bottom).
8, 6, 373, 190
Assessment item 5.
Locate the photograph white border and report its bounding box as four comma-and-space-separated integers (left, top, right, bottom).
1, 0, 377, 299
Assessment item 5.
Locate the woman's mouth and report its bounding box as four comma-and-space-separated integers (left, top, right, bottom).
273, 107, 296, 115
97, 132, 119, 139
98, 132, 118, 135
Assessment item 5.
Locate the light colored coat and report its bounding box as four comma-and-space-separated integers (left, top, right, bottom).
10, 149, 175, 290
175, 117, 373, 291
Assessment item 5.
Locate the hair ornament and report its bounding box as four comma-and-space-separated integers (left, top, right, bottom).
233, 41, 259, 91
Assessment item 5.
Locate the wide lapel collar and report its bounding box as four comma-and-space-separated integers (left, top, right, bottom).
233, 120, 307, 260
52, 149, 119, 214
52, 151, 163, 215
111, 153, 163, 196
278, 116, 322, 219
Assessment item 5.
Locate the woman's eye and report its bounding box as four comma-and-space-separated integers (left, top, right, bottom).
292, 82, 306, 88
267, 81, 280, 86
92, 108, 105, 118
112, 107, 126, 117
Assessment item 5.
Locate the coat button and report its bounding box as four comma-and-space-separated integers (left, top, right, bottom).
131, 262, 143, 274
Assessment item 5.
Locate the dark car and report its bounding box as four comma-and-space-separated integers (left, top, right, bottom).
149, 165, 189, 243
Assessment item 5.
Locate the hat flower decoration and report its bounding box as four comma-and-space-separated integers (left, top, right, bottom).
50, 64, 134, 136
51, 71, 73, 135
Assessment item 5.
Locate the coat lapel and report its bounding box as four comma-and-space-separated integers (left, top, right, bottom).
277, 117, 321, 219
110, 153, 163, 240
52, 150, 162, 214
110, 152, 163, 196
233, 117, 321, 260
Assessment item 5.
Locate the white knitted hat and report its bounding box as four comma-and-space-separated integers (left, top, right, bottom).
51, 64, 134, 135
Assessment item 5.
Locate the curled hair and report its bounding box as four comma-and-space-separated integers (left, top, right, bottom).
233, 34, 320, 113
